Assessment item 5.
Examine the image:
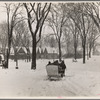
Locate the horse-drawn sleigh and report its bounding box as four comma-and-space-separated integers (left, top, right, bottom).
46, 60, 66, 80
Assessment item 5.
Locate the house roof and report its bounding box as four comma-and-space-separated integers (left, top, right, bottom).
10, 46, 59, 54
10, 47, 27, 55
29, 46, 58, 54
17, 47, 26, 54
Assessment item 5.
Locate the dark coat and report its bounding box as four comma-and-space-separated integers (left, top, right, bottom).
0, 56, 1, 61
60, 61, 66, 69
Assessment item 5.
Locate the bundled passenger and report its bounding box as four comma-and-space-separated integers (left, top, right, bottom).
53, 60, 59, 65
47, 61, 51, 65
60, 60, 66, 77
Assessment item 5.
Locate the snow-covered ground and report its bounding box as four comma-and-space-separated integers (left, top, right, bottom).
0, 56, 100, 99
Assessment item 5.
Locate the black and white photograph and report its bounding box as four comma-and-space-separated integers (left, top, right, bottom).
0, 1, 100, 99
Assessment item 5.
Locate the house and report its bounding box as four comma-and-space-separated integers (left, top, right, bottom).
10, 47, 28, 60
36, 47, 58, 59
9, 46, 59, 60
17, 47, 27, 59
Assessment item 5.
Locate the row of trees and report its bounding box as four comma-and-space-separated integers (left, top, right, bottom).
47, 3, 100, 64
0, 2, 100, 70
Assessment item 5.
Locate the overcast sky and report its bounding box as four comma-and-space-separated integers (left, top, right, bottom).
0, 4, 7, 23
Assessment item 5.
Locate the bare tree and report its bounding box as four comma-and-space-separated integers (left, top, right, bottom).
15, 21, 31, 62
63, 27, 73, 55
47, 4, 68, 61
84, 3, 100, 30
23, 3, 51, 69
12, 29, 22, 67
0, 22, 8, 57
21, 25, 31, 62
86, 20, 98, 58
64, 18, 79, 60
4, 3, 23, 68
67, 3, 91, 64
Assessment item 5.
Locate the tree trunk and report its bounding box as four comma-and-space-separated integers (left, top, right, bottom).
87, 43, 89, 60
89, 44, 92, 58
74, 39, 77, 60
58, 40, 62, 62
83, 43, 86, 64
89, 48, 92, 58
16, 60, 18, 67
74, 44, 77, 60
6, 38, 12, 68
14, 49, 18, 67
82, 13, 86, 64
74, 27, 78, 60
31, 36, 36, 70
82, 38, 86, 64
6, 22, 13, 68
6, 11, 10, 69
92, 43, 96, 55
6, 48, 9, 68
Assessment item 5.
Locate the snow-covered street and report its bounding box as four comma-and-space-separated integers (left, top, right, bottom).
0, 56, 100, 98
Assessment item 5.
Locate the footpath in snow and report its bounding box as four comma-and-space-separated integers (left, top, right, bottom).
0, 56, 100, 98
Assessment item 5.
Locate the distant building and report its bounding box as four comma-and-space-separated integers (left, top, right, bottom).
10, 47, 27, 59
9, 46, 59, 60
36, 47, 58, 59
17, 47, 27, 59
